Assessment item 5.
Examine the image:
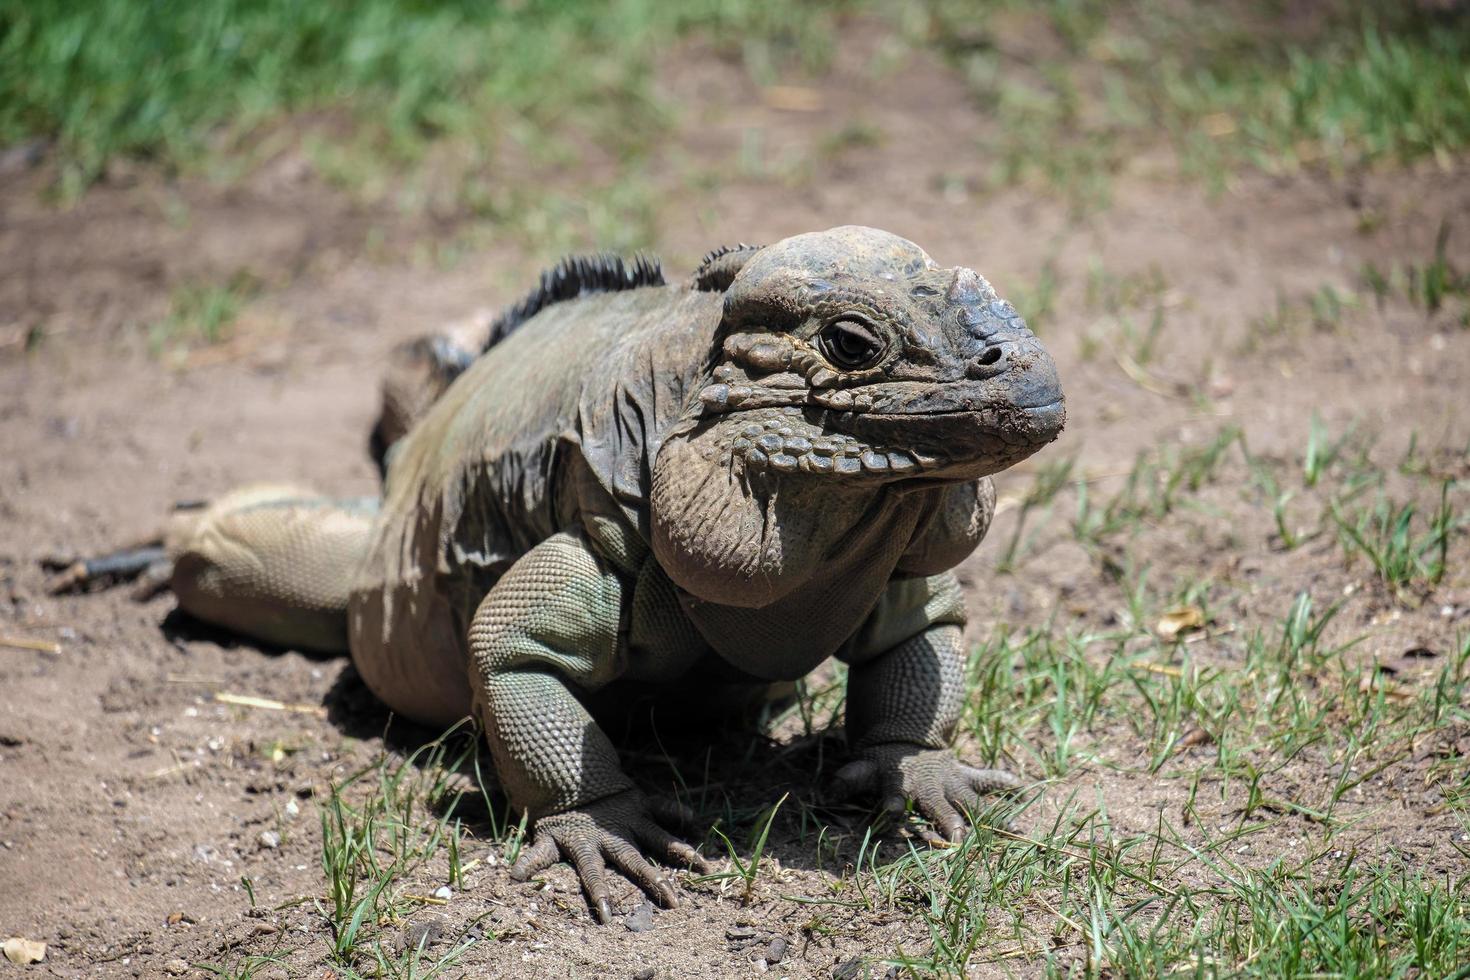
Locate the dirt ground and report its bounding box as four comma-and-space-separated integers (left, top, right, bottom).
2, 21, 1468, 980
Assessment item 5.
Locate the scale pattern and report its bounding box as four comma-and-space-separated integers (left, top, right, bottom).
467, 532, 633, 815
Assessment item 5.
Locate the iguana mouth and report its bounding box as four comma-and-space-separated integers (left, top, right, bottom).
697, 390, 1065, 482
719, 406, 930, 478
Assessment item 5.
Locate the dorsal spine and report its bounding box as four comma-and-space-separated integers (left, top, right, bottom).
691, 243, 763, 293
483, 253, 666, 352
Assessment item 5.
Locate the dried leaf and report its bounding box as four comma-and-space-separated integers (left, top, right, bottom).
213, 692, 326, 717
1156, 606, 1205, 640
1177, 726, 1214, 750
0, 634, 61, 654
3, 937, 46, 965
1358, 670, 1414, 702
762, 85, 823, 112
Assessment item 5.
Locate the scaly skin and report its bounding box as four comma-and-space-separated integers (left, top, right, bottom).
78, 226, 1065, 923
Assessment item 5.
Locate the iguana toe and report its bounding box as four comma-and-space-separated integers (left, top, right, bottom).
514, 789, 707, 923
842, 743, 1022, 844
960, 765, 1023, 796
508, 836, 560, 882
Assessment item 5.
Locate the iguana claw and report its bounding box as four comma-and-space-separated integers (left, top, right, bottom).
509, 789, 711, 923
832, 743, 1020, 843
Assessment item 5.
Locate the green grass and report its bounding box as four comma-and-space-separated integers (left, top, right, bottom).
147, 269, 262, 352
197, 952, 293, 979
1008, 416, 1468, 609
1071, 425, 1243, 552
0, 0, 848, 200
1163, 13, 1470, 179
312, 724, 495, 976
701, 791, 789, 904
5, 1, 1466, 209
859, 590, 1470, 976
908, 0, 1470, 207
198, 721, 532, 978
1331, 481, 1463, 599
877, 822, 1470, 977
1363, 221, 1470, 327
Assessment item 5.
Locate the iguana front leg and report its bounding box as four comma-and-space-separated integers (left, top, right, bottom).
834, 573, 1020, 840
467, 530, 708, 922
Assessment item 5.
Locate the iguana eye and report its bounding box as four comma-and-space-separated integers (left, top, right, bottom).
817, 318, 884, 370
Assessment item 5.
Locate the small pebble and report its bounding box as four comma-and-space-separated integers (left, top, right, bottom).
765, 936, 788, 964
257, 830, 281, 850
726, 926, 757, 941
404, 920, 442, 950
632, 969, 656, 980
625, 901, 655, 933
164, 959, 189, 975
833, 957, 864, 980
432, 885, 453, 901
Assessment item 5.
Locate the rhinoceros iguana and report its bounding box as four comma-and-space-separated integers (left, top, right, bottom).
58, 226, 1065, 923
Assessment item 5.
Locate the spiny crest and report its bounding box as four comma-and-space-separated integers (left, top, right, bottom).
484, 253, 665, 351
692, 243, 763, 293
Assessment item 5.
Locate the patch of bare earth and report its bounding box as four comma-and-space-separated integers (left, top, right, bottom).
2, 24, 1467, 980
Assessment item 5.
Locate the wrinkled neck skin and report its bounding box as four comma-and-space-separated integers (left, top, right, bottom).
650, 408, 933, 611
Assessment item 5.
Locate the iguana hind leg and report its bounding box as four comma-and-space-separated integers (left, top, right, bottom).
162, 484, 377, 653
371, 333, 475, 474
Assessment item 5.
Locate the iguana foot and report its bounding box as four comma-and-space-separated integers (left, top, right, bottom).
509, 789, 712, 923
832, 743, 1020, 843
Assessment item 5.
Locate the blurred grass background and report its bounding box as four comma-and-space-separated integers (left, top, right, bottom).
2, 0, 1466, 206
0, 0, 847, 199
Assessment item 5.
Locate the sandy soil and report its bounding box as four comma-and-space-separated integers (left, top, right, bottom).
2, 24, 1467, 980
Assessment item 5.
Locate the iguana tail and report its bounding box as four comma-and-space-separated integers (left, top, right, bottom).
51, 486, 376, 655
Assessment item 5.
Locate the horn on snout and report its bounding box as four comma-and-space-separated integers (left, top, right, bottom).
946, 267, 986, 305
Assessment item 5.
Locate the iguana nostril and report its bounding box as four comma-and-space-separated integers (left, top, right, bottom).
965, 343, 1010, 380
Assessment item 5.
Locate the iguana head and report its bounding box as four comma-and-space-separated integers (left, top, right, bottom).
651, 225, 1064, 605
691, 225, 1063, 482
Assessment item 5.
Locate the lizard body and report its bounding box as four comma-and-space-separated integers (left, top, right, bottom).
78, 226, 1065, 920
